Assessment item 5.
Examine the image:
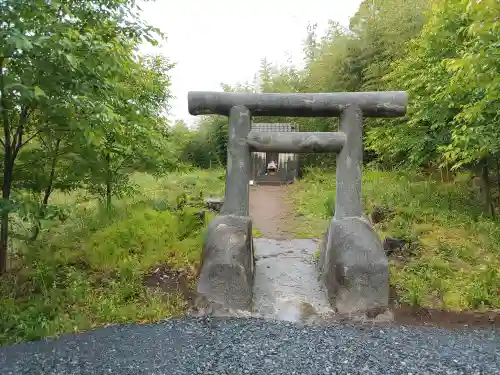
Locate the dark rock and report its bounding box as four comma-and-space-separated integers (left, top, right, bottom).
194, 211, 206, 222
197, 214, 254, 310
382, 237, 406, 255
370, 206, 395, 224
319, 217, 389, 314
204, 197, 224, 212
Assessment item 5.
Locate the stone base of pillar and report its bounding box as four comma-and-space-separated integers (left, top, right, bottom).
197, 214, 255, 310
318, 217, 389, 314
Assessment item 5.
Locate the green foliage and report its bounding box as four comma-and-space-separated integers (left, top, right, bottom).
182, 0, 497, 175
0, 169, 225, 345
178, 0, 498, 216
179, 0, 431, 168
179, 115, 229, 168
288, 168, 500, 310
0, 0, 178, 271
369, 0, 499, 170
0, 207, 194, 345
0, 0, 498, 346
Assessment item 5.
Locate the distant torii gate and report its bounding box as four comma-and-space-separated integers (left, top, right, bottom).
189, 90, 408, 314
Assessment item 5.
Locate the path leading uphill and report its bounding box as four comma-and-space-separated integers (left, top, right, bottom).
249, 185, 298, 239
249, 185, 335, 322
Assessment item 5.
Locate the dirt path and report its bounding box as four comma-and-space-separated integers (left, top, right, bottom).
249, 185, 298, 240
249, 185, 332, 323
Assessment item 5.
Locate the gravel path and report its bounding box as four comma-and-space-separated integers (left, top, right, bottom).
1, 317, 499, 375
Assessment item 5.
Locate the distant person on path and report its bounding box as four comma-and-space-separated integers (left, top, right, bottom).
267, 160, 277, 175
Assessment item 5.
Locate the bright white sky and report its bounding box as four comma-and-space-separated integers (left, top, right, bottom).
139, 0, 363, 126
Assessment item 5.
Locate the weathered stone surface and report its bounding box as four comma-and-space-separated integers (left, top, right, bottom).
252, 238, 334, 323
247, 131, 346, 153
221, 106, 251, 216
319, 217, 389, 314
188, 91, 408, 118
197, 214, 254, 310
187, 89, 408, 316
334, 105, 363, 220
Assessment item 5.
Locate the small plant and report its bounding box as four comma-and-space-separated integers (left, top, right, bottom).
252, 228, 264, 238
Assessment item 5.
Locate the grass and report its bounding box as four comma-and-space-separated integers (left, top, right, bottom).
3, 165, 499, 345
253, 227, 264, 238
287, 168, 500, 312
0, 169, 226, 346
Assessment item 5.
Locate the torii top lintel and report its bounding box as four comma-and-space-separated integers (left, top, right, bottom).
188, 91, 408, 118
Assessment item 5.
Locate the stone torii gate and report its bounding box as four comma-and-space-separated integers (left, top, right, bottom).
188, 91, 408, 314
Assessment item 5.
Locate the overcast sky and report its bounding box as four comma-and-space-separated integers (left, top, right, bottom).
139, 0, 363, 125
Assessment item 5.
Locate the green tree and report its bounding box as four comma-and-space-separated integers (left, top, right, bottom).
83, 54, 175, 209
349, 0, 429, 91
368, 0, 499, 214
0, 0, 166, 273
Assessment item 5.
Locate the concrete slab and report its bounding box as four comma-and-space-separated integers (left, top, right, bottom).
252, 238, 334, 323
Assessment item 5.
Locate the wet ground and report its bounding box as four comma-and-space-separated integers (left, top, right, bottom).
249, 186, 332, 323
247, 185, 392, 325
252, 238, 333, 323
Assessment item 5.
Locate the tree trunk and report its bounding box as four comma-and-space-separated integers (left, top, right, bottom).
480, 158, 495, 218
0, 59, 31, 272
31, 139, 61, 241
105, 152, 112, 210
0, 57, 11, 274
0, 152, 13, 274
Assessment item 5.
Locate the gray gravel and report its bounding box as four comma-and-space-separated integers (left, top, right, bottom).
1, 317, 499, 375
